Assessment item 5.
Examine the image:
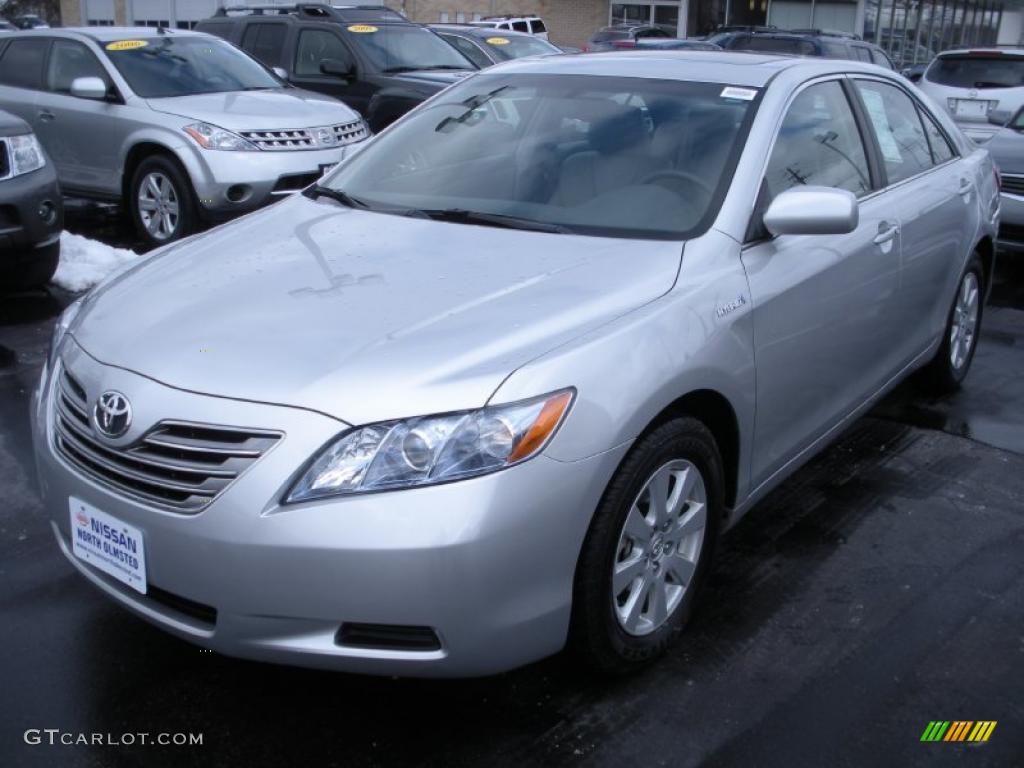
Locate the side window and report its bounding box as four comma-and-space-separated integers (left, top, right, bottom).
0, 38, 49, 90
294, 29, 352, 76
242, 23, 287, 68
531, 20, 546, 34
820, 41, 849, 59
852, 46, 873, 62
870, 49, 893, 69
512, 21, 529, 33
47, 40, 109, 94
855, 80, 934, 184
918, 106, 956, 164
765, 80, 872, 200
444, 35, 489, 69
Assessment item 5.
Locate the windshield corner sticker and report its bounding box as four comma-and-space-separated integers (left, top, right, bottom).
348, 24, 378, 33
105, 39, 148, 51
720, 86, 757, 101
487, 37, 511, 45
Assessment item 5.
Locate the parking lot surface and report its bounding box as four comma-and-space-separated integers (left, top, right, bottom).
1, 237, 1021, 767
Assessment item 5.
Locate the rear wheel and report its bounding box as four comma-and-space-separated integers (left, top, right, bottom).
570, 417, 723, 672
918, 254, 984, 395
129, 156, 197, 247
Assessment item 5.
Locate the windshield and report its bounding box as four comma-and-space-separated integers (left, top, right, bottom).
926, 54, 1024, 88
104, 36, 280, 98
344, 24, 474, 72
320, 73, 759, 240
484, 34, 559, 60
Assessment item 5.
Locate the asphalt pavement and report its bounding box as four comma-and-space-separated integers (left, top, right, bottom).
0, 238, 1021, 768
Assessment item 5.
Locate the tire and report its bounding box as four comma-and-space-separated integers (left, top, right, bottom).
918, 254, 984, 396
570, 417, 724, 673
0, 240, 59, 292
128, 155, 197, 247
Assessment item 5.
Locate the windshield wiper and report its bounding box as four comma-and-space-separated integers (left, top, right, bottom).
304, 185, 369, 209
406, 208, 572, 234
382, 65, 472, 73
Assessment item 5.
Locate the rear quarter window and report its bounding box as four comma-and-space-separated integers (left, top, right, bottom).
0, 37, 48, 89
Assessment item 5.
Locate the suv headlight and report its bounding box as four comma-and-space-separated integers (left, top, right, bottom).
285, 389, 574, 503
6, 133, 46, 177
183, 122, 257, 151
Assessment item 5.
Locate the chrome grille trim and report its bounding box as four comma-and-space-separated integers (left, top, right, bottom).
332, 119, 369, 145
239, 119, 368, 151
52, 365, 282, 513
1000, 173, 1024, 197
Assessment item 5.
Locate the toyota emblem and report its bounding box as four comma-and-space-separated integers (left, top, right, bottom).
94, 391, 132, 438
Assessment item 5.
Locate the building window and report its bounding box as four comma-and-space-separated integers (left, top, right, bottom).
456, 12, 465, 23
135, 20, 171, 28
88, 19, 115, 26
439, 12, 449, 22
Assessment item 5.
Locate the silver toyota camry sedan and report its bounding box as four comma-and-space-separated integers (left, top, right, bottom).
33, 52, 999, 677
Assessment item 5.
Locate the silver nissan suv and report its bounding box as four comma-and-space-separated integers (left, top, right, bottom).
0, 27, 370, 245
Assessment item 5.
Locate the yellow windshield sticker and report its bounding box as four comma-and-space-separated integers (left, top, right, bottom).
486, 36, 511, 45
347, 24, 378, 33
105, 40, 148, 51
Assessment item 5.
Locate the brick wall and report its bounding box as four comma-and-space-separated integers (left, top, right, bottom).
402, 0, 608, 48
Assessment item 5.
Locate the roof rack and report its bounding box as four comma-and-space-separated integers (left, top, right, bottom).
480, 14, 538, 21
789, 27, 862, 40
214, 3, 407, 21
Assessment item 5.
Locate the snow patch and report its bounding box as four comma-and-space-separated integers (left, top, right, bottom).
53, 232, 139, 293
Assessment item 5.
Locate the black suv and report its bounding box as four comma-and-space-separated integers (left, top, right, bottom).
196, 3, 475, 132
708, 29, 894, 69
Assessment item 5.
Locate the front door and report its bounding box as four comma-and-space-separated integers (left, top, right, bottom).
289, 27, 375, 117
742, 78, 903, 486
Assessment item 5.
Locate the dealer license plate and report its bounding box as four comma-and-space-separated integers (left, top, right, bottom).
954, 99, 990, 118
69, 497, 147, 594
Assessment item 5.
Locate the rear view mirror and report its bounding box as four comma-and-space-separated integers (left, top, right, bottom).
763, 186, 859, 237
70, 76, 107, 100
988, 109, 1012, 126
320, 58, 354, 79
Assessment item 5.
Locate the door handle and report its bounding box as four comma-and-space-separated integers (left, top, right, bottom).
873, 221, 899, 246
958, 177, 974, 195
38, 110, 55, 122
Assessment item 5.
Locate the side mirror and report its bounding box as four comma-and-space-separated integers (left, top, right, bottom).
70, 76, 107, 100
320, 58, 354, 79
988, 109, 1012, 126
763, 186, 859, 237
272, 66, 288, 80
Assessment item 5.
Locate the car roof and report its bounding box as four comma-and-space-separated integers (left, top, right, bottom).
936, 47, 1024, 57
12, 26, 213, 42
430, 24, 536, 39
490, 49, 894, 87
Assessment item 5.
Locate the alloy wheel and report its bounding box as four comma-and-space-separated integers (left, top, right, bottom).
137, 171, 180, 241
612, 459, 707, 637
950, 271, 980, 371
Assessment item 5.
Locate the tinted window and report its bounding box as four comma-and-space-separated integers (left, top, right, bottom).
821, 41, 849, 59
486, 34, 559, 61
926, 54, 1024, 88
0, 38, 48, 89
295, 29, 353, 76
104, 36, 280, 97
241, 23, 287, 68
765, 80, 871, 200
918, 107, 956, 164
342, 24, 473, 72
511, 21, 529, 32
47, 39, 109, 93
592, 29, 630, 43
855, 80, 934, 184
441, 34, 490, 69
741, 36, 816, 55
870, 48, 893, 68
531, 20, 546, 33
323, 73, 759, 240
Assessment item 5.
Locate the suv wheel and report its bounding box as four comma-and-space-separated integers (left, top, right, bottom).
570, 417, 723, 672
129, 156, 197, 247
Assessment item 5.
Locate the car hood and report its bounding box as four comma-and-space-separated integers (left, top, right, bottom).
72, 195, 682, 425
986, 127, 1024, 175
146, 88, 361, 130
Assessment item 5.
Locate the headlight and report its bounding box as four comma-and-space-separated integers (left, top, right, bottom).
285, 389, 574, 503
183, 122, 257, 151
7, 133, 46, 177
47, 297, 84, 372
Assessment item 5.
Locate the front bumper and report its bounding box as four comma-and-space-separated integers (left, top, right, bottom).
184, 141, 363, 220
32, 341, 624, 677
0, 161, 62, 256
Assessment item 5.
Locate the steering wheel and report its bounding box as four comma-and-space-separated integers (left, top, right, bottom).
639, 170, 714, 202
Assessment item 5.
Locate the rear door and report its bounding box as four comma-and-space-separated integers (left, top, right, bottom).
851, 77, 974, 358
0, 37, 48, 127
742, 78, 903, 485
240, 21, 289, 70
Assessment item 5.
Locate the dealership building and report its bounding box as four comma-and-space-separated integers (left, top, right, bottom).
58, 0, 1023, 57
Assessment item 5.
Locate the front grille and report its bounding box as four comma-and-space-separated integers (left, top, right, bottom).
1000, 173, 1024, 197
53, 366, 281, 513
240, 119, 368, 151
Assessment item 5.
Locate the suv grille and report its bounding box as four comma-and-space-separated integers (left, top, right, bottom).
53, 367, 281, 513
240, 119, 368, 151
1000, 173, 1024, 197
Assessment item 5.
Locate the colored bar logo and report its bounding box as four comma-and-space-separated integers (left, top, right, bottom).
921, 721, 997, 742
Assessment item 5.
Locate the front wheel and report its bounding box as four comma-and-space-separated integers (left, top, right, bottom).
128, 156, 197, 247
918, 254, 984, 395
570, 417, 723, 673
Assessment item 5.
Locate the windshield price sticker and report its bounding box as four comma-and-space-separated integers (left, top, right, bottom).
106, 40, 148, 51
487, 37, 511, 45
348, 24, 378, 33
720, 86, 757, 101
